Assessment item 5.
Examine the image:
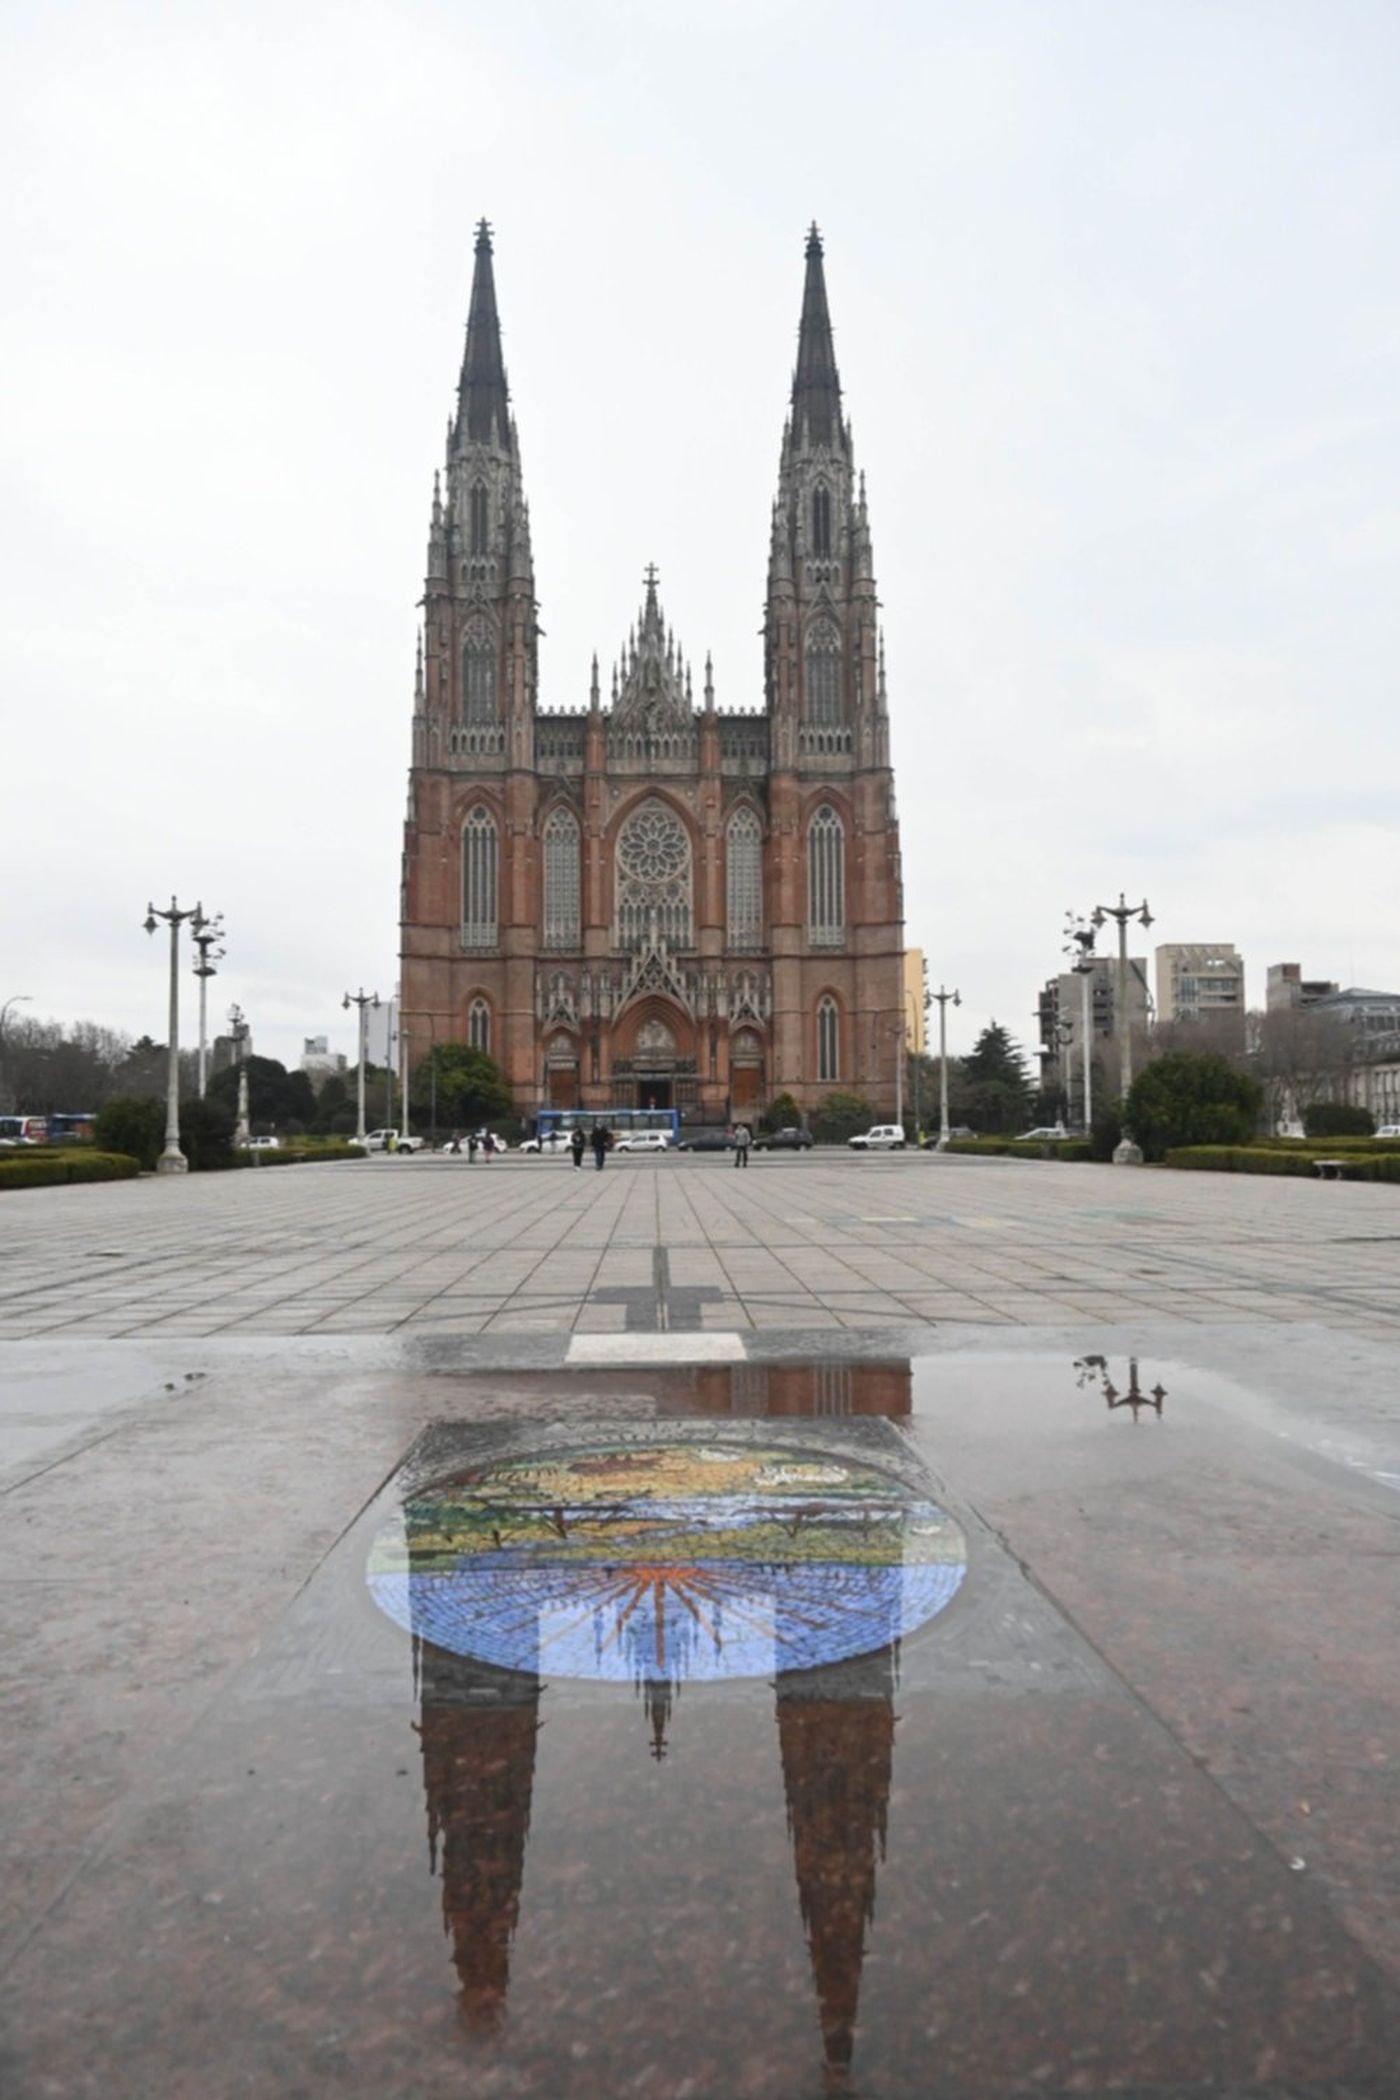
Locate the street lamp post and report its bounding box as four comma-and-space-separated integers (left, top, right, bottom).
144, 897, 203, 1175
903, 989, 923, 1140
1091, 892, 1153, 1165
342, 989, 380, 1146
929, 985, 961, 1150
191, 913, 225, 1099
228, 1004, 251, 1146
1065, 915, 1097, 1134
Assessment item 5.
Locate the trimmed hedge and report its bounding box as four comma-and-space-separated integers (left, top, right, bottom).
238, 1142, 366, 1167
0, 1150, 141, 1189
1166, 1146, 1400, 1182
943, 1137, 1094, 1162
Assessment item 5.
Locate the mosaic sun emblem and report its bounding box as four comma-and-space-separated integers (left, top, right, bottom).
367, 1440, 968, 1685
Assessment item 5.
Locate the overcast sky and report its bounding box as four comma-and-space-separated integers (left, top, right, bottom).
3, 0, 1398, 1075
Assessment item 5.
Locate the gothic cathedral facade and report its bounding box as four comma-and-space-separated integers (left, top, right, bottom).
400, 225, 905, 1124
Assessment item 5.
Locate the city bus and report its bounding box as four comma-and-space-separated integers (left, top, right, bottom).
534, 1106, 681, 1145
0, 1115, 49, 1145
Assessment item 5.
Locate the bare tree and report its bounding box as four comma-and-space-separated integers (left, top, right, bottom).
1250, 1007, 1355, 1132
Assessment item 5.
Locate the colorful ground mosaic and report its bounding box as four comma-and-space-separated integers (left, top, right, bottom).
367, 1438, 968, 1684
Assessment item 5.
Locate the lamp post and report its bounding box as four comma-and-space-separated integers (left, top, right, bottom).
1065, 915, 1097, 1134
903, 987, 923, 1140
342, 989, 380, 1147
144, 897, 202, 1174
1092, 893, 1152, 1166
191, 913, 225, 1099
228, 1004, 251, 1146
929, 985, 961, 1150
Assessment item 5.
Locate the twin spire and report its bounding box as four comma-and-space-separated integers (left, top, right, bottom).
791, 222, 843, 451
455, 219, 512, 452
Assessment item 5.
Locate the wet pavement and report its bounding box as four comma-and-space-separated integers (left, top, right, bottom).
2, 1318, 1398, 2097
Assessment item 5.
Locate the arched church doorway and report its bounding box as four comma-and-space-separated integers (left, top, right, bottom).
731, 1028, 765, 1116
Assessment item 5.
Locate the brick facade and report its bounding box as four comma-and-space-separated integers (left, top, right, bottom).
400, 224, 905, 1124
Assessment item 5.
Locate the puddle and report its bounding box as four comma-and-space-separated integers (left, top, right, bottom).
8, 1351, 1399, 2098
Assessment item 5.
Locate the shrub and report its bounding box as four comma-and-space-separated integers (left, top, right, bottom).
93, 1096, 165, 1169
239, 1142, 367, 1167
810, 1090, 875, 1144
760, 1091, 804, 1135
1303, 1101, 1375, 1138
1165, 1145, 1400, 1183
180, 1096, 237, 1171
0, 1150, 141, 1189
944, 1136, 1093, 1162
1123, 1052, 1263, 1162
1089, 1108, 1122, 1162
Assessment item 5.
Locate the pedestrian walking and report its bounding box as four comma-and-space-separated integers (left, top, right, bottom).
483, 1131, 495, 1160
734, 1122, 751, 1169
570, 1126, 586, 1172
467, 1132, 478, 1163
592, 1124, 610, 1171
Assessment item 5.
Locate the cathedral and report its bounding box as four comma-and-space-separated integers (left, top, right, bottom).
399, 223, 905, 1124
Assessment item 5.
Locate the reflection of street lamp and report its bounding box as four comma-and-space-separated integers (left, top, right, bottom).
191, 913, 225, 1099
227, 1004, 251, 1146
341, 989, 380, 1147
144, 897, 203, 1175
929, 985, 961, 1150
1073, 1353, 1167, 1420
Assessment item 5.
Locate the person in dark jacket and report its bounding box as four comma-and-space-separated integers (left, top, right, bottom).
592, 1124, 611, 1170
570, 1126, 586, 1171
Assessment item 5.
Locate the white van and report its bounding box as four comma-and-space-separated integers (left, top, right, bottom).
847, 1125, 907, 1151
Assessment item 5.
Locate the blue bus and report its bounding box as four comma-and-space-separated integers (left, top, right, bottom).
535, 1106, 681, 1144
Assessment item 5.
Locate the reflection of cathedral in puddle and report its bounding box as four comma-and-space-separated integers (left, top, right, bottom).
411, 1361, 908, 2072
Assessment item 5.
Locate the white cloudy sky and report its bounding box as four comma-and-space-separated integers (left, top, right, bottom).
2, 0, 1398, 1072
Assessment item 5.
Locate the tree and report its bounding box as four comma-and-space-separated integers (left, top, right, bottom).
207, 1055, 315, 1133
960, 1023, 1034, 1134
810, 1090, 874, 1143
1251, 1008, 1354, 1134
179, 1096, 237, 1170
760, 1090, 803, 1135
409, 1043, 512, 1133
1123, 1051, 1263, 1160
94, 1097, 165, 1169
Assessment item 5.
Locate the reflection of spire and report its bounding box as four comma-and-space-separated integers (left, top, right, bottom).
414, 1637, 542, 2034
642, 1676, 674, 1760
775, 1642, 899, 2078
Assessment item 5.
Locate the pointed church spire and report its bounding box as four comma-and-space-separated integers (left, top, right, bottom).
456, 220, 512, 450
791, 223, 842, 451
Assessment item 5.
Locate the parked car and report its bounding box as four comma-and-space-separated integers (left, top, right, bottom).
1376, 1125, 1400, 1140
0, 1116, 48, 1146
614, 1130, 671, 1153
519, 1130, 572, 1154
848, 1125, 907, 1151
921, 1125, 974, 1147
675, 1129, 737, 1153
1017, 1126, 1067, 1141
245, 1135, 282, 1151
753, 1126, 813, 1151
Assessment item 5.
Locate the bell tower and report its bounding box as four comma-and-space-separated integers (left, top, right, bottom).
764, 227, 904, 1112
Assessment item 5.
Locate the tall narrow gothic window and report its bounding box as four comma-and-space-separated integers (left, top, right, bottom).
812, 483, 832, 557
543, 807, 581, 951
469, 482, 489, 555
726, 806, 762, 950
463, 621, 496, 721
615, 800, 692, 951
805, 622, 841, 725
808, 805, 845, 945
461, 806, 498, 948
817, 996, 839, 1081
467, 997, 491, 1052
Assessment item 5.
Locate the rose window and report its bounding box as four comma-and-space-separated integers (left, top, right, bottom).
616, 802, 693, 951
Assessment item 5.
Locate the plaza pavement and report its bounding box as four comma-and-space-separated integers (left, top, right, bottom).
2, 1146, 1398, 1342
4, 1149, 1400, 2097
